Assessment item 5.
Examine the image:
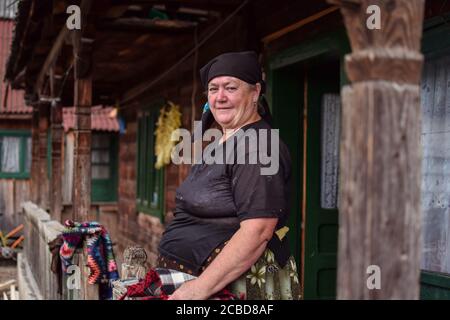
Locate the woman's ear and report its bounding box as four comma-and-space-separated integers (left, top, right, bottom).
254, 83, 262, 102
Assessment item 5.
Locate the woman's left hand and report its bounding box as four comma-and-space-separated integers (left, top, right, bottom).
168, 279, 210, 300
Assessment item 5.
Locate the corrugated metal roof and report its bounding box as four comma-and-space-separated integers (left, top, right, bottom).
0, 18, 32, 114
0, 0, 17, 19
63, 106, 120, 132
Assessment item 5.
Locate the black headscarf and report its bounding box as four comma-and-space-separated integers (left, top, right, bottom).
199, 51, 274, 132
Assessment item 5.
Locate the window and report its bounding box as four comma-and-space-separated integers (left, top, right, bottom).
91, 133, 118, 202
420, 53, 450, 275
0, 131, 31, 179
137, 107, 164, 219
320, 93, 341, 210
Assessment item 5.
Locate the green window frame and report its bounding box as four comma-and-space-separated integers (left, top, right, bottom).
136, 104, 165, 219
0, 130, 31, 179
48, 131, 118, 202
91, 132, 118, 202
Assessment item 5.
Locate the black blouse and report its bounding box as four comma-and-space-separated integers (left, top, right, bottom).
158, 119, 292, 274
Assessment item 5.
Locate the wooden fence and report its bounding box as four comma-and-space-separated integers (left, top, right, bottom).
18, 201, 98, 299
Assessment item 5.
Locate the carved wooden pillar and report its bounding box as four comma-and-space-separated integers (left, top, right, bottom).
328, 0, 425, 299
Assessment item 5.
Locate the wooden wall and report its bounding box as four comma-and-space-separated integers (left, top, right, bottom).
0, 179, 30, 231
62, 131, 74, 205
0, 118, 32, 231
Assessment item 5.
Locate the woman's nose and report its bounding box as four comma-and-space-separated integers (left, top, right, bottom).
217, 87, 226, 101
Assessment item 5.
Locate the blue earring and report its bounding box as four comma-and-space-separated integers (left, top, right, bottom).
203, 102, 210, 113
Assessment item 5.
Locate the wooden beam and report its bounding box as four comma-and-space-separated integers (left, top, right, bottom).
112, 0, 240, 12
30, 107, 40, 204
50, 101, 63, 222
38, 103, 50, 210
35, 26, 70, 96
0, 114, 32, 120
329, 0, 425, 299
262, 6, 339, 45
99, 17, 198, 32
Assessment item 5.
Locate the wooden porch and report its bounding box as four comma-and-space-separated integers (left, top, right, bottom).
1, 0, 449, 300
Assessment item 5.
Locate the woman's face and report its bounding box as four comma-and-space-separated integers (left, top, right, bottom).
207, 76, 261, 130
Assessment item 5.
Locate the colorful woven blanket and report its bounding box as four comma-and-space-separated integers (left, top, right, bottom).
59, 220, 119, 299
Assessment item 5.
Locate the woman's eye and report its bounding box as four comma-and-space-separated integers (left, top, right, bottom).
209, 88, 218, 93
226, 87, 237, 92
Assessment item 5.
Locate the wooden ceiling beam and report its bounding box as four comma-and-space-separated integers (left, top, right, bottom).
98, 17, 198, 32
35, 26, 70, 96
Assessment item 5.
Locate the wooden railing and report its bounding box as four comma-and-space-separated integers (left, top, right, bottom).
19, 202, 98, 300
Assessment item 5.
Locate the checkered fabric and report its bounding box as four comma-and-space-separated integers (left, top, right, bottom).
119, 268, 236, 300
154, 268, 197, 295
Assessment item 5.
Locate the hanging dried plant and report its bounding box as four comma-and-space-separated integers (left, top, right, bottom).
154, 101, 182, 169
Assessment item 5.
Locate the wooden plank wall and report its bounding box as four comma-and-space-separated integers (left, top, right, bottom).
62, 132, 74, 205
0, 179, 30, 231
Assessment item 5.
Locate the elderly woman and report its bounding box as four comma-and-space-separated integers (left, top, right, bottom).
129, 51, 300, 300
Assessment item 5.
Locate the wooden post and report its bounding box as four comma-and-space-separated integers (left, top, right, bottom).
328, 0, 425, 299
38, 103, 50, 210
50, 100, 63, 222
72, 79, 92, 222
71, 0, 94, 222
31, 106, 40, 204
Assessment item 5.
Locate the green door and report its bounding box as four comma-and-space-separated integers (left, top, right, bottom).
303, 59, 340, 299
271, 59, 341, 299
271, 66, 304, 268
269, 29, 350, 299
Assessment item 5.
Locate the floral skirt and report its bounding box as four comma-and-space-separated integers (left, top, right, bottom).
230, 249, 302, 300
157, 247, 302, 300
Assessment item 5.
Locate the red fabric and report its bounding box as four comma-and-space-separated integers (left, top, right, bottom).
120, 269, 167, 300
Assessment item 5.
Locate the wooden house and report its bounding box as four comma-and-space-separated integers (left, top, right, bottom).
0, 3, 32, 232
2, 0, 450, 299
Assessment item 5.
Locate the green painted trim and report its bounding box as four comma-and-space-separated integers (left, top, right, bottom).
137, 167, 165, 218
0, 130, 31, 137
420, 271, 450, 300
421, 21, 450, 58
423, 10, 450, 31
136, 100, 166, 221
141, 97, 166, 112
269, 28, 349, 71
0, 130, 31, 179
0, 172, 30, 179
91, 132, 119, 202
